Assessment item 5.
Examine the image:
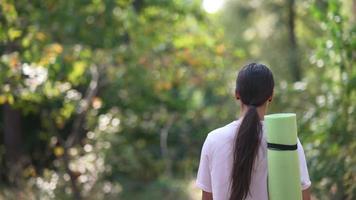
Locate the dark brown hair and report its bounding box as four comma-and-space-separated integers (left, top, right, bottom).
230, 63, 274, 200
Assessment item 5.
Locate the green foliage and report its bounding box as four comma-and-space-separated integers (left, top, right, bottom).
305, 0, 356, 199
0, 0, 355, 199
0, 0, 238, 198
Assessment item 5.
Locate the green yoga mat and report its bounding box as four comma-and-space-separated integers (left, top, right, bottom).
265, 113, 302, 200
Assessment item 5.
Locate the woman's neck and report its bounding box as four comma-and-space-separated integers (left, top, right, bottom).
239, 102, 268, 120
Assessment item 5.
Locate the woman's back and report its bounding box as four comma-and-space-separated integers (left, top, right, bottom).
197, 119, 267, 200
196, 119, 310, 200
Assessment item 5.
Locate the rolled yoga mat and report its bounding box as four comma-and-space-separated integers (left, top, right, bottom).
265, 113, 302, 200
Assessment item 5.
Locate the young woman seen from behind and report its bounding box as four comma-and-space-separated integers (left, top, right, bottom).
196, 63, 311, 200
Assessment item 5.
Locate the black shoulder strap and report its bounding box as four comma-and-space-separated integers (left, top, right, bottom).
267, 143, 297, 151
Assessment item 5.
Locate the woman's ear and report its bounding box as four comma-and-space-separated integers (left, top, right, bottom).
268, 90, 274, 102
235, 92, 240, 100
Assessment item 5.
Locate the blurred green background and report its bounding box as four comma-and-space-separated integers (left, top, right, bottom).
0, 0, 355, 199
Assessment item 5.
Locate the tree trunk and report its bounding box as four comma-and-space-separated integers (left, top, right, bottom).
160, 115, 176, 177
133, 0, 143, 12
287, 0, 301, 81
353, 0, 356, 22
63, 148, 82, 200
3, 104, 23, 184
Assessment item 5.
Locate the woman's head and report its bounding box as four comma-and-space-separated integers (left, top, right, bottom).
236, 63, 274, 107
230, 63, 274, 200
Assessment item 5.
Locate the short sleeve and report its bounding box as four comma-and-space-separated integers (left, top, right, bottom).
297, 138, 312, 190
196, 135, 212, 192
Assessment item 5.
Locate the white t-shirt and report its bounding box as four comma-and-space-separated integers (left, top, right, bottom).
196, 119, 311, 200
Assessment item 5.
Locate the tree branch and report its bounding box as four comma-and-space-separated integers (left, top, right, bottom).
65, 65, 100, 149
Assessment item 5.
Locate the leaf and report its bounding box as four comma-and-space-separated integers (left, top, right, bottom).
54, 146, 64, 157
7, 94, 14, 105
68, 61, 87, 83
347, 76, 356, 94
0, 95, 6, 104
8, 28, 21, 41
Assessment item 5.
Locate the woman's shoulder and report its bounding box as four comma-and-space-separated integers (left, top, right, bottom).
206, 120, 240, 144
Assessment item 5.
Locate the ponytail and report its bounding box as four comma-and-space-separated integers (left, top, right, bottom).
230, 63, 274, 200
230, 105, 262, 200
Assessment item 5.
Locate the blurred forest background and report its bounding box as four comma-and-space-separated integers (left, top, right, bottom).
0, 0, 355, 199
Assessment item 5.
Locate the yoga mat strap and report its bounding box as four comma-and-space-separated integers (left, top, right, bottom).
267, 142, 297, 151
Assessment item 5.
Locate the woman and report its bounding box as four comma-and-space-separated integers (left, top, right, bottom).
196, 63, 311, 200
